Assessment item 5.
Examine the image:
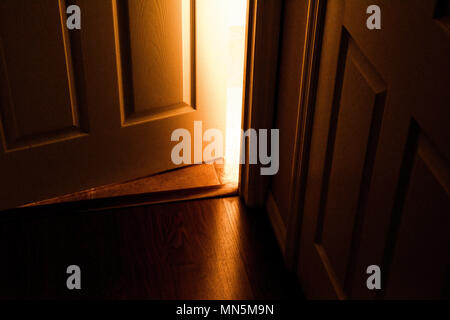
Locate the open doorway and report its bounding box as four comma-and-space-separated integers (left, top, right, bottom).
194, 0, 248, 185
223, 0, 247, 184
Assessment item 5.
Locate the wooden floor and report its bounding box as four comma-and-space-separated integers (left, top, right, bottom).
0, 197, 302, 300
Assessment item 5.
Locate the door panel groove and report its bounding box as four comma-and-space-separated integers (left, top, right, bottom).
314, 244, 347, 300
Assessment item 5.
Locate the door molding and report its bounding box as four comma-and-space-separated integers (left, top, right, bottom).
241, 0, 327, 267
284, 0, 327, 268
240, 0, 328, 270
239, 0, 283, 208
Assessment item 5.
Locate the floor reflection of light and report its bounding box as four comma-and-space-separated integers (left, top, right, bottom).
189, 0, 248, 299
219, 0, 247, 297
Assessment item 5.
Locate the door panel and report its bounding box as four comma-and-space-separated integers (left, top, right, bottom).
298, 0, 450, 300
0, 0, 227, 210
320, 35, 387, 289
384, 130, 450, 299
116, 0, 194, 122
0, 0, 88, 150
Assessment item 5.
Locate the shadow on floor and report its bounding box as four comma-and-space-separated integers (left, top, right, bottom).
0, 196, 303, 300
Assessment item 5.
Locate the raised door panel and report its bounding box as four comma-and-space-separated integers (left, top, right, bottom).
319, 36, 386, 292
304, 29, 387, 299
114, 0, 195, 125
384, 129, 450, 299
128, 0, 183, 111
0, 0, 87, 151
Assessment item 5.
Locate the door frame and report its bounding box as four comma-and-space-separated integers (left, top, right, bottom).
239, 0, 327, 269
284, 0, 327, 268
239, 0, 282, 207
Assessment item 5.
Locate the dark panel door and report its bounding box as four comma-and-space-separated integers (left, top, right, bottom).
298, 0, 449, 299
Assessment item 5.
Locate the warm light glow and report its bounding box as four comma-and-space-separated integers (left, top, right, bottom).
183, 0, 247, 183
224, 0, 247, 183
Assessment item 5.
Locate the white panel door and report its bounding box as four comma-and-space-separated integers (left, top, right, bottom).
0, 0, 229, 209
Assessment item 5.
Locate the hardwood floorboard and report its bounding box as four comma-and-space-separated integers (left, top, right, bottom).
0, 197, 302, 300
